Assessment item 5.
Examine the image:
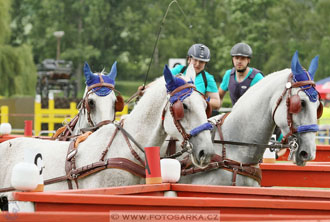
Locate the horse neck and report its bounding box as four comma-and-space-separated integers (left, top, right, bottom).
220, 70, 289, 163
123, 78, 168, 147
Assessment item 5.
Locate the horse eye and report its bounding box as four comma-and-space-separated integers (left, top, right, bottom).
88, 99, 96, 109
183, 103, 188, 110
301, 100, 306, 108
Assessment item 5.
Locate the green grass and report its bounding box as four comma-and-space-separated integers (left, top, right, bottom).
115, 80, 144, 99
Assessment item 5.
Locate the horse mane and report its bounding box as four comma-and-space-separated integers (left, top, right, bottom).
132, 77, 167, 114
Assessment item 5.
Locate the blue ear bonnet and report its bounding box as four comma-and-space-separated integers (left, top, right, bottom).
168, 77, 194, 104
87, 75, 114, 96
163, 65, 194, 104
84, 62, 116, 96
291, 51, 319, 102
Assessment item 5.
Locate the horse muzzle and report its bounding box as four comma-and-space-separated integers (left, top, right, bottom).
289, 135, 315, 166
188, 144, 212, 169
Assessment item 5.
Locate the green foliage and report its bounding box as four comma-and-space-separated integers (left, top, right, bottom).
0, 44, 36, 96
4, 0, 330, 98
0, 0, 36, 97
115, 80, 144, 99
0, 0, 11, 44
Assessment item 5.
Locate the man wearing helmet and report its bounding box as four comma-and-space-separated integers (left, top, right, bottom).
218, 42, 263, 107
171, 43, 220, 110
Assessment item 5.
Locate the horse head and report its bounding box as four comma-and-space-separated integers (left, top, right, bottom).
79, 61, 124, 129
163, 63, 214, 168
274, 51, 322, 166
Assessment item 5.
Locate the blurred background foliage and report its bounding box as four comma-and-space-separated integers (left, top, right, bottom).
1, 0, 330, 101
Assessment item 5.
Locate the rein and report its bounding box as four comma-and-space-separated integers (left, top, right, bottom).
213, 139, 289, 149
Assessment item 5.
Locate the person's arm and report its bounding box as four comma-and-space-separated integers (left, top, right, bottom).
218, 87, 227, 108
206, 91, 220, 110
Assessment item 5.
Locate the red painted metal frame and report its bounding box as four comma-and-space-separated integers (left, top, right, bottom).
277, 145, 330, 161
12, 183, 330, 217
2, 212, 330, 222
260, 162, 330, 187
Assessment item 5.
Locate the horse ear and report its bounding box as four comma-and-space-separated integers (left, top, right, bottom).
107, 61, 117, 80
164, 64, 176, 86
84, 62, 94, 83
308, 55, 319, 80
291, 51, 305, 77
184, 63, 196, 82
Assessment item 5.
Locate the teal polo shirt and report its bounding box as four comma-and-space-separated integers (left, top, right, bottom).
171, 65, 218, 95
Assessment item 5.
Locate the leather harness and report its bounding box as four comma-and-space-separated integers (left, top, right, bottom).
179, 113, 262, 186
180, 72, 320, 186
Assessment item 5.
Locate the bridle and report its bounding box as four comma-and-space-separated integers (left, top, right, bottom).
272, 72, 323, 159
161, 81, 213, 160
181, 70, 323, 185
81, 73, 124, 127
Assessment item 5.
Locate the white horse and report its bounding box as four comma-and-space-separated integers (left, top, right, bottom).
181, 51, 323, 187
53, 61, 123, 140
0, 63, 213, 197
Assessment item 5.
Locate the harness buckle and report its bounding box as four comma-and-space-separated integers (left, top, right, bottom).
288, 136, 299, 160
183, 141, 193, 154
70, 173, 78, 179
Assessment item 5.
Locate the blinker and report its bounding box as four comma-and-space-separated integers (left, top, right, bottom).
317, 102, 323, 119
289, 95, 301, 114
115, 95, 125, 112
172, 100, 184, 120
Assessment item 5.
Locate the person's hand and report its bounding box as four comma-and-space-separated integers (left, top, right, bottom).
137, 85, 145, 96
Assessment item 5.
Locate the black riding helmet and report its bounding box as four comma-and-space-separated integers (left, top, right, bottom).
187, 44, 211, 62
230, 43, 253, 58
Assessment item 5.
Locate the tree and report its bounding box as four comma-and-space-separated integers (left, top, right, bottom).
0, 0, 36, 97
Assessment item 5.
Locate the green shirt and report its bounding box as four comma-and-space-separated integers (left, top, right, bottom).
171, 65, 218, 95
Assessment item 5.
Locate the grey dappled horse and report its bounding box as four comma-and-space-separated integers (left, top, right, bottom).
182, 51, 322, 187
0, 63, 214, 198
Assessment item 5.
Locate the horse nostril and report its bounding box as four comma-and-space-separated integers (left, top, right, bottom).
198, 150, 205, 161
299, 150, 309, 160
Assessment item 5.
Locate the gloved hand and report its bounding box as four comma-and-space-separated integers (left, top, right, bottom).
137, 85, 146, 96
